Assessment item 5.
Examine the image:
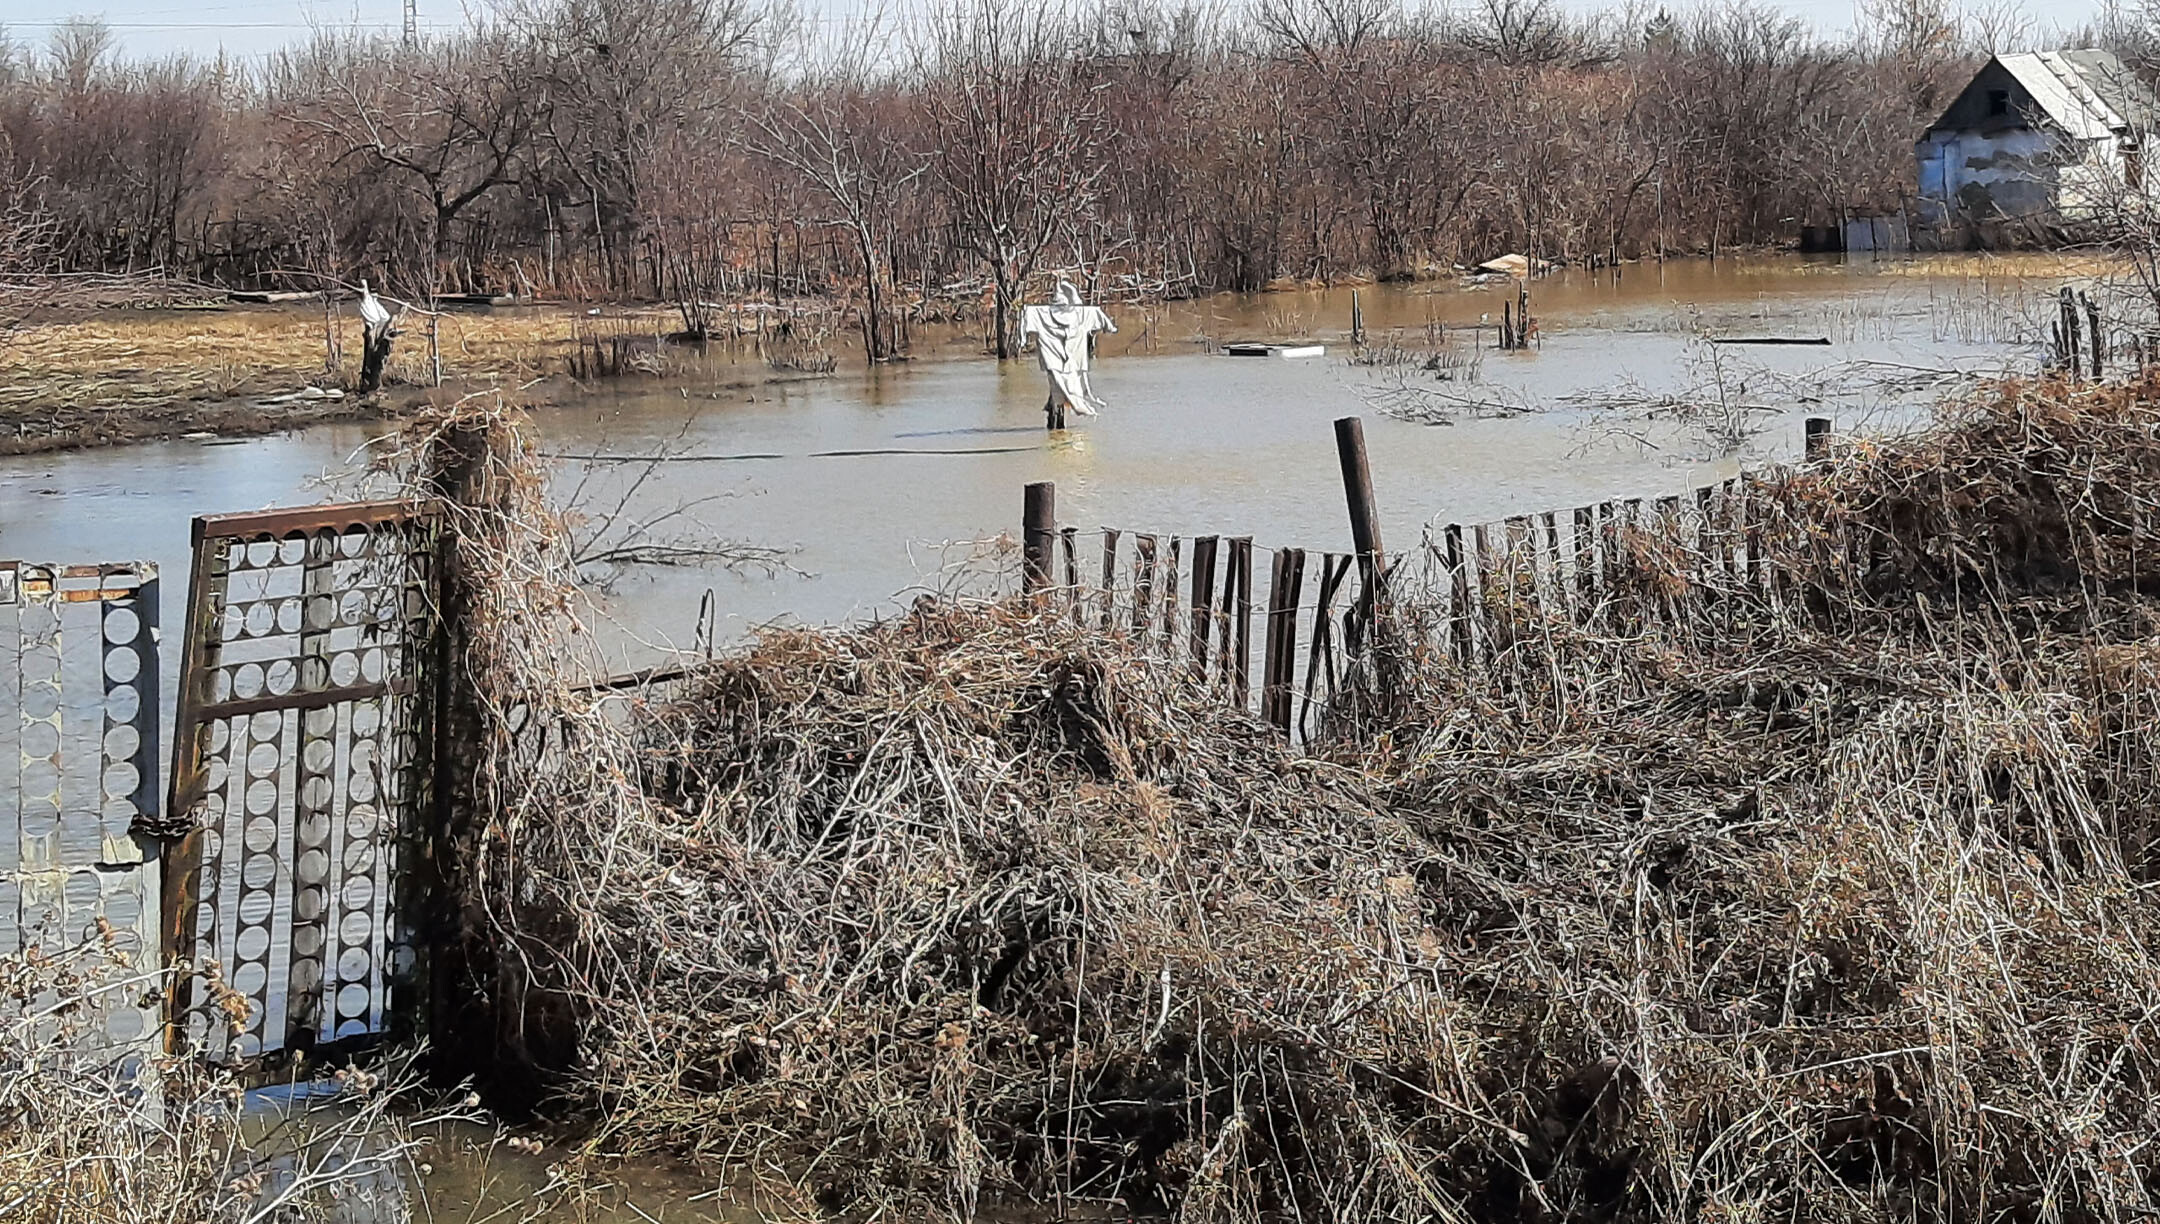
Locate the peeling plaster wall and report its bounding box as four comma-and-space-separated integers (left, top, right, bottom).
1919, 125, 2130, 222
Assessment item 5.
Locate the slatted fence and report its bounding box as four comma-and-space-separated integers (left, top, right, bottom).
1024, 463, 1810, 742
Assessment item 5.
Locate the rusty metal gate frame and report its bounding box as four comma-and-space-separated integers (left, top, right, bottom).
160, 499, 443, 1067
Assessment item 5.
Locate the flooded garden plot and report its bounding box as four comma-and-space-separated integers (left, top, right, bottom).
11, 250, 2160, 1223
0, 255, 2079, 677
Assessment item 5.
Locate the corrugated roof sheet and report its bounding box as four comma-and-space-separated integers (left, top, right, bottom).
1994, 49, 2151, 140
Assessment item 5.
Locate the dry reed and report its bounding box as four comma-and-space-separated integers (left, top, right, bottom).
412, 376, 2160, 1222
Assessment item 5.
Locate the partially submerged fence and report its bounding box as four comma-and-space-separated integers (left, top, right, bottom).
1021, 415, 1834, 740
3, 412, 1834, 1068
0, 561, 163, 1051
161, 500, 443, 1065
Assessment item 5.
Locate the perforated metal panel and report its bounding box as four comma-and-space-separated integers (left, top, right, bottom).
0, 560, 162, 1050
163, 502, 441, 1065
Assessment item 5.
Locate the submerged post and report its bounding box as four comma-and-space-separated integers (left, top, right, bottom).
1334, 416, 1386, 620
1804, 416, 1831, 460
1023, 481, 1056, 594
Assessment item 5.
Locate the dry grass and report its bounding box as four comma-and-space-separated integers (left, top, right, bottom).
0, 301, 688, 454
0, 930, 485, 1223
385, 375, 2160, 1223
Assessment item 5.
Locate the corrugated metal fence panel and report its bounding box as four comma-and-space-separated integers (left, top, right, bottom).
0, 559, 162, 1051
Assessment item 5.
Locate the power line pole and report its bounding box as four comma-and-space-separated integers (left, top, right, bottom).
403, 0, 418, 45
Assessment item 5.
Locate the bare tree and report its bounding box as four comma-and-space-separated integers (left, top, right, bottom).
742, 18, 927, 362
275, 29, 536, 297
924, 0, 1106, 358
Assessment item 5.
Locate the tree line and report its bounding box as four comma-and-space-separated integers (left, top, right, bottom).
0, 0, 2108, 356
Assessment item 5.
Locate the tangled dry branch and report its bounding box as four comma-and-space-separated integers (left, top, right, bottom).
419, 376, 2160, 1222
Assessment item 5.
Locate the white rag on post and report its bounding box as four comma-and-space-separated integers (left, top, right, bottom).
1020, 282, 1115, 416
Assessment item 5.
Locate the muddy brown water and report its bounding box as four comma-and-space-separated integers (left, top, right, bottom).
0, 254, 2067, 685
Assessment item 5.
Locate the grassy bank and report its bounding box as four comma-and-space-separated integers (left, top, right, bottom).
401, 376, 2160, 1221
0, 299, 828, 455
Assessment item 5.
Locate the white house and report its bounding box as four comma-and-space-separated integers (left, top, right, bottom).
1916, 50, 2157, 225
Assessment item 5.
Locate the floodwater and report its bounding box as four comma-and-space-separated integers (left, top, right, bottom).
0, 252, 2068, 680
0, 252, 2084, 1222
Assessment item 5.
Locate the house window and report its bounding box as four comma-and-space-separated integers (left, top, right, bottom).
1988, 89, 2010, 117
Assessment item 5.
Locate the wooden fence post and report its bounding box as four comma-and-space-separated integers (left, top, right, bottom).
1228, 537, 1255, 704
2085, 290, 2105, 379
1445, 523, 1470, 662
1333, 417, 1386, 623
1023, 481, 1056, 594
1262, 548, 1307, 736
1805, 417, 1831, 460
1189, 536, 1220, 680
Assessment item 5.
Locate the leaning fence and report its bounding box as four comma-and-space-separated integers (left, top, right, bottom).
1, 410, 1837, 1069
1018, 415, 1836, 741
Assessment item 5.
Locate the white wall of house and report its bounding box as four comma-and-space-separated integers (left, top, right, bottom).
1919, 125, 2137, 222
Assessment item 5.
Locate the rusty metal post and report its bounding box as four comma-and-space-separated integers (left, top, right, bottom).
1804, 416, 1831, 460
1023, 481, 1056, 594
1334, 417, 1386, 618
160, 523, 228, 1054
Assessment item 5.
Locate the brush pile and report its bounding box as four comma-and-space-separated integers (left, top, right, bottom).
449, 378, 2160, 1222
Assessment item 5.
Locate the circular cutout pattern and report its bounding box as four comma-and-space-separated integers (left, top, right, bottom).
103, 724, 140, 762
104, 647, 140, 684
340, 877, 375, 912
346, 804, 378, 838
101, 762, 140, 800
103, 607, 139, 644
342, 840, 376, 876
19, 720, 59, 759
104, 1007, 145, 1042
242, 853, 277, 890
235, 926, 270, 962
19, 680, 58, 720
102, 891, 142, 930
106, 684, 140, 724
237, 889, 274, 925
339, 911, 373, 945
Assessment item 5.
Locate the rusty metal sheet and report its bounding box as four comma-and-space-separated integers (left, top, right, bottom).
0, 559, 162, 1053
163, 506, 441, 1066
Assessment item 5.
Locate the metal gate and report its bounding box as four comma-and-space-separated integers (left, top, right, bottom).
0, 561, 162, 1050
162, 501, 442, 1065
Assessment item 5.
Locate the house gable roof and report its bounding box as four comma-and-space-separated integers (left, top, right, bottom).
1932, 49, 2158, 140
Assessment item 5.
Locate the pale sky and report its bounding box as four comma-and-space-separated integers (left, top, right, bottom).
0, 0, 2117, 63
